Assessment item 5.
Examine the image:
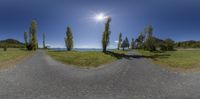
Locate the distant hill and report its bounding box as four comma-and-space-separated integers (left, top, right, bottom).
0, 39, 25, 48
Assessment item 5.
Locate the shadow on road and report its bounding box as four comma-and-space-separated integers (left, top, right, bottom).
104, 51, 170, 60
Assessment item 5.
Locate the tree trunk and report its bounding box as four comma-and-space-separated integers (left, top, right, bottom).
103, 48, 106, 52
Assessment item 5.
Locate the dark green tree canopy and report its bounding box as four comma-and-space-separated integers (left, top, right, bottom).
135, 32, 145, 49
121, 37, 130, 50
65, 26, 74, 51
145, 25, 156, 51
160, 38, 175, 51
25, 20, 38, 51
131, 38, 135, 49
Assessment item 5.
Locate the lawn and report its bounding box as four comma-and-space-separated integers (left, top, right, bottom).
137, 49, 200, 69
0, 48, 32, 68
48, 51, 118, 68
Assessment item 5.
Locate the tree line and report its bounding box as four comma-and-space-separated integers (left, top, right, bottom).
117, 25, 176, 52
20, 19, 200, 52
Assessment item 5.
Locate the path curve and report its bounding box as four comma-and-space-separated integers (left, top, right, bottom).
0, 50, 200, 99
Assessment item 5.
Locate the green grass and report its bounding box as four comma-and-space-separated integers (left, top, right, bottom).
137, 49, 200, 69
0, 48, 32, 68
112, 49, 130, 54
48, 51, 118, 68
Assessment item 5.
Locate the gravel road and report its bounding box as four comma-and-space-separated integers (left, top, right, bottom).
0, 50, 200, 99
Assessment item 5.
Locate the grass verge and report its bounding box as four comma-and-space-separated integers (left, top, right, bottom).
136, 49, 200, 69
47, 51, 118, 68
0, 48, 33, 69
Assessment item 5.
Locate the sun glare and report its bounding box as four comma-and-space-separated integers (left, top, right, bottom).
94, 13, 108, 22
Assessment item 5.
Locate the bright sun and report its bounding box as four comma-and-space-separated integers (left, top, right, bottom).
94, 13, 107, 22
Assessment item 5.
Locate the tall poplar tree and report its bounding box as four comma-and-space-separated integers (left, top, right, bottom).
117, 33, 122, 50
102, 17, 111, 52
131, 38, 135, 49
29, 20, 38, 51
145, 25, 156, 51
43, 32, 46, 49
24, 32, 28, 49
65, 26, 73, 51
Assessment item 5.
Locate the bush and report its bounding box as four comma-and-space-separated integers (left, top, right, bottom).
160, 43, 167, 51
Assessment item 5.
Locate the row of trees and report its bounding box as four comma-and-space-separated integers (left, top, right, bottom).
24, 20, 38, 51
24, 18, 200, 52
117, 25, 176, 52
176, 41, 200, 48
23, 20, 74, 51
23, 20, 47, 51
65, 17, 175, 52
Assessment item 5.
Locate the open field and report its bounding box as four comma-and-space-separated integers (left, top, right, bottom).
47, 50, 118, 68
137, 49, 200, 69
0, 48, 32, 69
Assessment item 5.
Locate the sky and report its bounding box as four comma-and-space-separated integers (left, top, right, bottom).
0, 0, 200, 48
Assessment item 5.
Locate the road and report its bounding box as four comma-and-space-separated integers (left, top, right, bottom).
0, 50, 200, 99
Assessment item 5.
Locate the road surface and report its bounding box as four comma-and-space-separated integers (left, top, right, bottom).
0, 50, 200, 99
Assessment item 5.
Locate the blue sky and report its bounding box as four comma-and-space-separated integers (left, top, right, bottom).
0, 0, 200, 48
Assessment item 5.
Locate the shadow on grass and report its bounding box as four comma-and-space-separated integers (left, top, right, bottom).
104, 51, 170, 60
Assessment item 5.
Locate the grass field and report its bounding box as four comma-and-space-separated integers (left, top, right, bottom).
48, 51, 118, 68
0, 48, 32, 68
137, 49, 200, 69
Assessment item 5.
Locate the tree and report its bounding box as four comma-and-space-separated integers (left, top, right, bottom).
165, 38, 175, 51
65, 26, 73, 51
135, 32, 145, 49
117, 33, 122, 50
131, 38, 135, 49
29, 20, 38, 51
121, 37, 130, 51
102, 17, 111, 52
160, 38, 175, 51
24, 32, 28, 49
145, 25, 156, 51
43, 33, 46, 49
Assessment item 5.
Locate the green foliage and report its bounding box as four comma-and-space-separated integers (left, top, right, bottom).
121, 37, 130, 50
102, 17, 111, 52
176, 40, 200, 48
27, 20, 38, 51
145, 36, 156, 51
144, 25, 156, 52
135, 32, 145, 49
117, 33, 122, 50
65, 26, 73, 51
160, 38, 175, 51
131, 38, 135, 49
